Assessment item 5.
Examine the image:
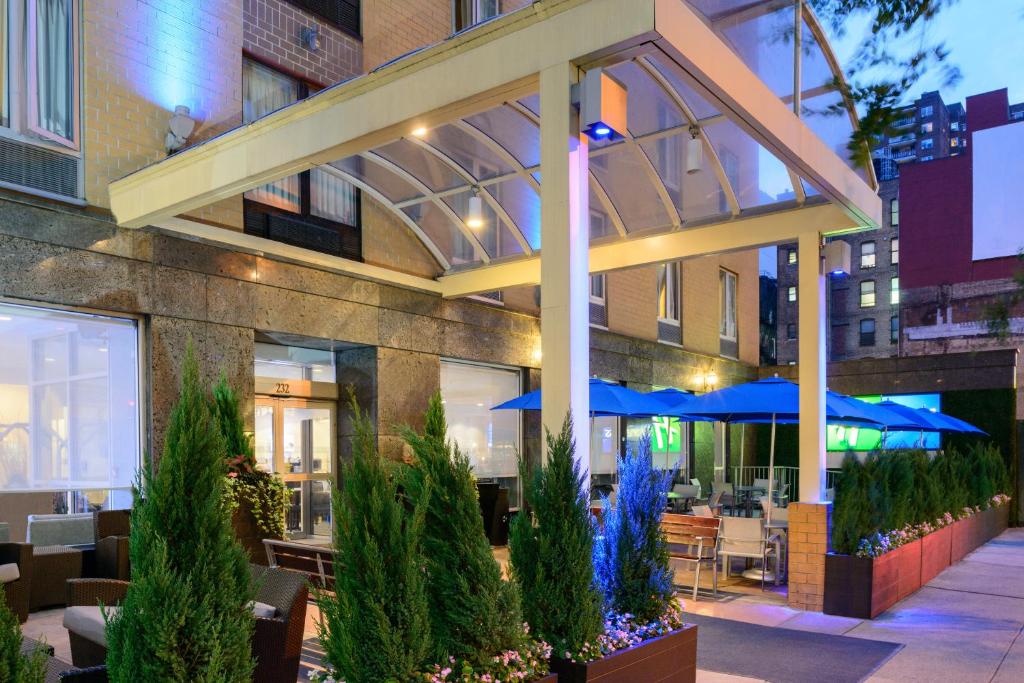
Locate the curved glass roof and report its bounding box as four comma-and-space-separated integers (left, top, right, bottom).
319, 1, 872, 272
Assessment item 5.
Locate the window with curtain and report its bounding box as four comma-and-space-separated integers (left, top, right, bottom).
860, 241, 876, 269
453, 0, 499, 32
890, 276, 900, 305
242, 58, 360, 252
859, 318, 876, 346
1, 0, 79, 149
860, 280, 876, 308
719, 269, 737, 341
0, 302, 140, 505
891, 237, 899, 264
658, 262, 680, 323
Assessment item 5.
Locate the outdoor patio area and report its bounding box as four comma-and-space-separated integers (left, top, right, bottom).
20, 528, 1024, 683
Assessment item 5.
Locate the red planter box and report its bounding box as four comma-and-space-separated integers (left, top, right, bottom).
550, 625, 698, 683
920, 524, 952, 584
826, 504, 1010, 619
537, 675, 559, 682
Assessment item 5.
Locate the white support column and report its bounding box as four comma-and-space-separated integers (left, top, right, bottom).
797, 231, 827, 503
539, 62, 590, 480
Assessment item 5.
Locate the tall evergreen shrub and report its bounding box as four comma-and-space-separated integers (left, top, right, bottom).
106, 344, 255, 682
832, 455, 872, 555
400, 393, 524, 666
0, 592, 46, 683
865, 454, 891, 533
887, 452, 915, 528
911, 451, 942, 523
509, 415, 603, 657
316, 394, 431, 683
593, 433, 673, 622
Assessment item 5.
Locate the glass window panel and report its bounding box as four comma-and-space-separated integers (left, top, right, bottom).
403, 201, 480, 267
424, 123, 514, 180
310, 167, 359, 225
646, 54, 721, 121
29, 0, 77, 147
641, 131, 726, 223
285, 481, 302, 535
463, 105, 540, 168
254, 404, 274, 472
281, 405, 332, 475
0, 302, 139, 494
720, 269, 738, 340
440, 361, 522, 506
375, 139, 466, 193
590, 416, 619, 496
606, 60, 687, 137
590, 145, 672, 232
718, 1, 796, 102
517, 94, 540, 118
309, 479, 332, 537
704, 119, 794, 208
443, 189, 524, 259
589, 188, 616, 241
488, 177, 540, 250
254, 343, 336, 382
243, 59, 303, 211
330, 156, 423, 204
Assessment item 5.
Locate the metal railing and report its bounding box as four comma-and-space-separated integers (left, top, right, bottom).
727, 466, 844, 503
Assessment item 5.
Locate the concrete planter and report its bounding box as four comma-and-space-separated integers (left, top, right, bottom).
549, 625, 698, 683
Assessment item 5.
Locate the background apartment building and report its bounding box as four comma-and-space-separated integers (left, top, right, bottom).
0, 0, 763, 540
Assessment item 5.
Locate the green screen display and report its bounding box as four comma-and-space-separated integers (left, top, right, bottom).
826, 393, 941, 451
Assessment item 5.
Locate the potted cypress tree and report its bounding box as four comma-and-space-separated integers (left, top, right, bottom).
0, 592, 46, 683
211, 375, 288, 563
106, 344, 255, 681
314, 394, 432, 683
400, 393, 554, 682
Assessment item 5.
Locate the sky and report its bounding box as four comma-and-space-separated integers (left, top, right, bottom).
759, 0, 1024, 277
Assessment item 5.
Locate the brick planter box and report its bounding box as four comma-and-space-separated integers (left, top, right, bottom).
920, 524, 952, 584
549, 625, 697, 683
825, 504, 1010, 619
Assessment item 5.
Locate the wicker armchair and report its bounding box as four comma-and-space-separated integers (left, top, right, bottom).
65, 579, 129, 668
93, 511, 131, 581
250, 563, 309, 683
0, 542, 32, 622
64, 566, 307, 683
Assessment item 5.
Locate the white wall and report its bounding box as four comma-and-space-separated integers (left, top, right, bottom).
972, 122, 1024, 261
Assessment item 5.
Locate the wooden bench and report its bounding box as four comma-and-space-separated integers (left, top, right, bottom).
661, 513, 722, 600
263, 539, 335, 593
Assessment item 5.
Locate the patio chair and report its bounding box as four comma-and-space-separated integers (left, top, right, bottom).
773, 482, 791, 507
825, 488, 835, 502
706, 490, 724, 516
0, 541, 32, 622
718, 516, 781, 588
671, 484, 699, 513
690, 478, 703, 500
713, 482, 736, 516
662, 513, 721, 600
93, 510, 130, 581
691, 505, 715, 518
0, 522, 9, 542
26, 513, 92, 611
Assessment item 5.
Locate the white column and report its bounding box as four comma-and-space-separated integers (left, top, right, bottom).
539, 62, 590, 481
713, 423, 727, 483
798, 231, 827, 503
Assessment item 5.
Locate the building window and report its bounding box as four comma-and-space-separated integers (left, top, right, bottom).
951, 121, 959, 131
440, 361, 522, 505
658, 262, 680, 323
589, 274, 605, 304
285, 0, 360, 35
0, 0, 81, 149
453, 0, 499, 31
920, 122, 933, 134
891, 237, 899, 264
890, 315, 899, 344
0, 301, 140, 511
787, 286, 797, 303
890, 198, 899, 227
920, 155, 933, 162
786, 323, 796, 340
787, 249, 797, 265
890, 276, 900, 305
860, 241, 876, 269
859, 319, 876, 346
920, 138, 934, 150
242, 58, 360, 257
950, 138, 959, 148
920, 105, 933, 118
860, 280, 876, 308
719, 269, 738, 341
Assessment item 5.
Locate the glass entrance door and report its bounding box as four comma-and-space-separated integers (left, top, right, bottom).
254, 396, 335, 539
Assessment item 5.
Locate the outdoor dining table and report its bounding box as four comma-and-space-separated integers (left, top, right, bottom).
666, 491, 694, 513
733, 485, 766, 517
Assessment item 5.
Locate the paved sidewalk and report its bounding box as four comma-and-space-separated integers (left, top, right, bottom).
686, 528, 1024, 683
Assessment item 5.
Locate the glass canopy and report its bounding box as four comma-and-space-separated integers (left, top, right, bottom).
303, 2, 870, 272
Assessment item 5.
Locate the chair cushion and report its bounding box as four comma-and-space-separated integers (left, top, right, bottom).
250, 601, 277, 618
63, 606, 119, 647
27, 514, 95, 547
0, 563, 19, 584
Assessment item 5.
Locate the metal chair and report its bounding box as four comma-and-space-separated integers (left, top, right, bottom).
718, 516, 781, 588
662, 513, 721, 600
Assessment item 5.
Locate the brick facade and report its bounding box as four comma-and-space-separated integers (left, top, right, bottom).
787, 502, 833, 612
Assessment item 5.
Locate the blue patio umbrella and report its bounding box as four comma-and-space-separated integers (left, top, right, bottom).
917, 408, 987, 436
491, 378, 668, 417
644, 388, 715, 421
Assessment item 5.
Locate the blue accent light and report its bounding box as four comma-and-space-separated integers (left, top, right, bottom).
594, 125, 611, 136
585, 122, 617, 141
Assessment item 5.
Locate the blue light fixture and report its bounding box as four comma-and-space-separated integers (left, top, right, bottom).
580, 68, 627, 142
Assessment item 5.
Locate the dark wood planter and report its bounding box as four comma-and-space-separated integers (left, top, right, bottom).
536, 675, 559, 683
950, 516, 971, 564
996, 503, 1010, 535
920, 524, 952, 584
824, 550, 900, 619
550, 624, 698, 683
896, 538, 922, 601
232, 498, 280, 565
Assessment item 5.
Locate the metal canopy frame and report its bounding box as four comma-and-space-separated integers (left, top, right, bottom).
109, 0, 879, 294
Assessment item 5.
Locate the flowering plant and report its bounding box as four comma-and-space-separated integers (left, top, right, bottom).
992, 493, 1012, 507
309, 635, 553, 683
560, 602, 684, 664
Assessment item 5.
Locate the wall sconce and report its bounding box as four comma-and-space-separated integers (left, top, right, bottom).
697, 369, 719, 392
466, 188, 484, 229
300, 25, 320, 52
686, 125, 703, 174
165, 105, 195, 154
